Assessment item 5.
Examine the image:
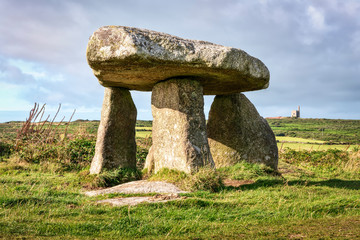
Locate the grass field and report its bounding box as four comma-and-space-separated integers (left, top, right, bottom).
135, 127, 152, 138
0, 154, 359, 239
0, 118, 359, 239
0, 171, 359, 239
278, 142, 357, 151
267, 118, 360, 144
276, 136, 358, 151
276, 136, 325, 143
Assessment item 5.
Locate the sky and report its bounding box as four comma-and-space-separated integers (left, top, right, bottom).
0, 0, 359, 122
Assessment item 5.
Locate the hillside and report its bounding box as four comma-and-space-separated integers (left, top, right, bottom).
267, 118, 360, 144
0, 117, 359, 239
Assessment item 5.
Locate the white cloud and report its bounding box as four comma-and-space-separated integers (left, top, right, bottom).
340, 1, 360, 18
296, 5, 336, 45
0, 0, 359, 121
307, 6, 327, 31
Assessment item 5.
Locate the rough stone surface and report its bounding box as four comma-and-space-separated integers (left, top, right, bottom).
207, 93, 278, 169
95, 194, 186, 207
145, 79, 215, 173
144, 145, 154, 173
90, 87, 137, 174
84, 180, 187, 197
87, 26, 269, 95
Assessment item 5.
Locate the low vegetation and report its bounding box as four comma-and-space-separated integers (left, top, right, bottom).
0, 116, 359, 239
149, 167, 224, 192
268, 117, 360, 144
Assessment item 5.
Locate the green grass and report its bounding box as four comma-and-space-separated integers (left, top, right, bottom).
275, 136, 358, 151
268, 118, 360, 144
136, 127, 152, 131
0, 119, 360, 239
0, 159, 359, 239
277, 142, 357, 151
149, 167, 224, 192
135, 126, 152, 138
135, 131, 152, 138
276, 136, 325, 143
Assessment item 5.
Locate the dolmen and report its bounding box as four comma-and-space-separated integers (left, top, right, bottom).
86, 26, 278, 174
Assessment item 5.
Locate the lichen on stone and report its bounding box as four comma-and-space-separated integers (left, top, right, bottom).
86, 26, 270, 95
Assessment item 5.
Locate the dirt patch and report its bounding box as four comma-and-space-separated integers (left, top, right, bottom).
96, 193, 186, 206
223, 179, 255, 187
84, 180, 187, 197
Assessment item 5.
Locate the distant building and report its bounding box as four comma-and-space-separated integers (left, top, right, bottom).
291, 106, 300, 118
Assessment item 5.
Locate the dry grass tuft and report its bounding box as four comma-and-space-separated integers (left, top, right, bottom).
345, 149, 360, 173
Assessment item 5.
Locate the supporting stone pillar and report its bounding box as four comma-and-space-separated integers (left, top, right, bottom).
145, 79, 214, 174
90, 87, 137, 174
207, 93, 278, 169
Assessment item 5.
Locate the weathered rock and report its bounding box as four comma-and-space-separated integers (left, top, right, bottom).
144, 145, 154, 173
87, 26, 269, 95
84, 180, 187, 196
95, 194, 186, 207
145, 78, 215, 173
87, 26, 274, 175
90, 87, 137, 174
207, 93, 278, 169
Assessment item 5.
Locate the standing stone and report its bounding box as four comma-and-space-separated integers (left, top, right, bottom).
145, 78, 214, 174
207, 93, 278, 169
90, 87, 137, 174
86, 26, 274, 174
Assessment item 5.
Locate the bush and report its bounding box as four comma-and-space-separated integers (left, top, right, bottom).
17, 142, 63, 164
13, 137, 96, 171
9, 132, 152, 173
66, 138, 95, 165
0, 141, 13, 161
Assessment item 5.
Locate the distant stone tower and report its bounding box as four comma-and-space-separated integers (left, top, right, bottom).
291, 106, 300, 118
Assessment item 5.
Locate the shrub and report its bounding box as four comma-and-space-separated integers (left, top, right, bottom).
13, 136, 96, 171
17, 142, 63, 164
0, 141, 13, 161
10, 132, 153, 173
65, 138, 95, 165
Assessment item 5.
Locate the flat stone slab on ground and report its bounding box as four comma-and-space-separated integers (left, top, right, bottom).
96, 193, 186, 207
84, 180, 187, 197
87, 26, 269, 95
